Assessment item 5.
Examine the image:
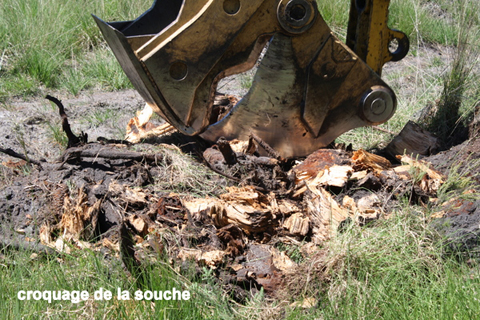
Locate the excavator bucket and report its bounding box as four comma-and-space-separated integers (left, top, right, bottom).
93, 0, 408, 158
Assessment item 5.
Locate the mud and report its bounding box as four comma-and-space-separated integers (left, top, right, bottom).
432, 199, 480, 258
0, 150, 155, 245
423, 137, 480, 258
425, 137, 480, 181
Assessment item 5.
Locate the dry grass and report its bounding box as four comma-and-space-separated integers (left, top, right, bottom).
131, 144, 228, 197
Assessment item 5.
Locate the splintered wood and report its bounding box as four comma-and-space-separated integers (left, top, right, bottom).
305, 184, 349, 243
184, 186, 278, 234
64, 146, 442, 246
125, 93, 238, 143
352, 149, 391, 171
283, 213, 310, 236
38, 142, 445, 260
191, 146, 444, 245
125, 103, 176, 143
33, 135, 446, 297
396, 154, 444, 194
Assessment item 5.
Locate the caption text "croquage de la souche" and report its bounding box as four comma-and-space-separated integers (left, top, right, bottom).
17, 288, 190, 303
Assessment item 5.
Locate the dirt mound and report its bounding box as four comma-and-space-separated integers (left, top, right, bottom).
1, 89, 479, 299
1, 130, 461, 299
425, 137, 480, 259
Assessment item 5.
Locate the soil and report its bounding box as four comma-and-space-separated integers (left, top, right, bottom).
0, 90, 148, 162
425, 138, 480, 258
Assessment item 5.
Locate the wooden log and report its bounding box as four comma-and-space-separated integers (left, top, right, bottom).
385, 121, 443, 159
59, 145, 168, 164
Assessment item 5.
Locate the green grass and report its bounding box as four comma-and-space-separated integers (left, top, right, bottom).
437, 158, 480, 203
0, 0, 152, 99
425, 0, 480, 144
262, 205, 480, 320
2, 191, 479, 319
82, 108, 121, 128
45, 121, 68, 148
316, 0, 479, 46
0, 247, 233, 319
316, 212, 474, 319
335, 0, 480, 150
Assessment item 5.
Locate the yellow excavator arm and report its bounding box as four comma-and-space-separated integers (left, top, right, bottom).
93, 0, 408, 157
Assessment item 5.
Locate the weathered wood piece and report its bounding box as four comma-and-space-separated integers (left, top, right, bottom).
59, 145, 168, 164
385, 121, 443, 158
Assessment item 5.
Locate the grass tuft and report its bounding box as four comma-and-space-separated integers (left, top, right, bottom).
426, 0, 480, 145
45, 121, 68, 148
130, 144, 227, 197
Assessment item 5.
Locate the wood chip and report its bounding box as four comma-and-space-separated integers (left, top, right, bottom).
397, 154, 445, 193
290, 297, 317, 308
352, 149, 391, 171
127, 214, 148, 236
271, 247, 297, 274
125, 103, 176, 143
177, 248, 226, 268
293, 149, 351, 183
283, 213, 310, 236
314, 165, 353, 188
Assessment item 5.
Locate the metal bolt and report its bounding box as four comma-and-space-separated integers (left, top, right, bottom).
277, 0, 315, 34
360, 86, 396, 124
370, 98, 386, 115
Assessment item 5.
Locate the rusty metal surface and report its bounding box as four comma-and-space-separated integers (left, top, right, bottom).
94, 0, 408, 158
